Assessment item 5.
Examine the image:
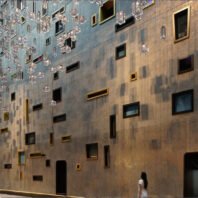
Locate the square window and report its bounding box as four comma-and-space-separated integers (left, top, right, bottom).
123, 102, 140, 118
55, 20, 64, 35
64, 37, 76, 50
172, 90, 193, 115
116, 43, 126, 60
173, 6, 190, 43
25, 132, 35, 145
18, 151, 25, 165
178, 55, 194, 74
53, 87, 62, 103
99, 0, 115, 24
11, 92, 15, 101
86, 143, 98, 160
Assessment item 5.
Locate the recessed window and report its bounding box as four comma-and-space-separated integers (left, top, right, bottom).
32, 103, 43, 111
184, 152, 198, 197
61, 135, 71, 142
33, 55, 43, 64
115, 16, 135, 32
91, 14, 97, 26
99, 0, 115, 24
66, 62, 80, 73
116, 43, 126, 60
123, 102, 140, 118
53, 114, 66, 123
46, 159, 50, 167
55, 20, 64, 35
4, 164, 12, 169
64, 37, 76, 50
86, 143, 98, 160
4, 112, 9, 121
53, 87, 62, 103
172, 90, 193, 115
54, 72, 59, 80
104, 145, 110, 168
173, 6, 190, 43
52, 7, 65, 19
142, 0, 155, 9
87, 88, 109, 101
26, 53, 32, 64
25, 132, 35, 145
178, 55, 194, 74
1, 128, 8, 133
17, 0, 24, 10
46, 37, 51, 46
30, 153, 45, 158
11, 92, 15, 101
130, 72, 137, 81
18, 151, 25, 165
21, 16, 25, 24
76, 163, 81, 171
110, 115, 116, 139
33, 175, 43, 181
50, 133, 54, 145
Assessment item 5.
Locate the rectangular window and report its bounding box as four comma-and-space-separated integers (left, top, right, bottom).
53, 87, 62, 103
115, 16, 135, 32
46, 37, 51, 46
25, 132, 35, 145
86, 143, 98, 160
184, 152, 198, 197
66, 62, 80, 73
178, 55, 194, 74
116, 43, 126, 60
87, 88, 109, 101
17, 0, 23, 10
55, 20, 64, 35
64, 37, 76, 50
18, 151, 25, 165
123, 102, 140, 118
4, 112, 9, 121
11, 92, 15, 101
172, 90, 193, 115
130, 72, 137, 81
91, 14, 97, 26
104, 145, 110, 168
33, 55, 43, 64
33, 175, 43, 181
54, 72, 59, 80
4, 164, 12, 169
142, 0, 155, 9
53, 114, 66, 123
62, 135, 71, 142
25, 99, 29, 124
50, 133, 54, 145
46, 159, 50, 167
110, 115, 116, 138
32, 103, 43, 111
30, 153, 45, 158
99, 0, 115, 24
1, 128, 8, 133
173, 6, 190, 43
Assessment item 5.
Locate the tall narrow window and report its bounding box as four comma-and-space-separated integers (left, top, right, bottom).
110, 115, 116, 138
104, 145, 110, 168
53, 87, 62, 103
55, 20, 64, 35
18, 151, 25, 165
172, 90, 193, 115
17, 0, 23, 10
173, 6, 190, 42
184, 153, 198, 197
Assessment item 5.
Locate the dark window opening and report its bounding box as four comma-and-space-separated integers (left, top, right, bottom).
86, 143, 98, 160
53, 87, 62, 103
50, 133, 54, 145
30, 153, 45, 158
55, 20, 64, 35
178, 55, 194, 74
53, 114, 66, 123
87, 89, 108, 100
25, 132, 35, 145
184, 152, 198, 197
64, 38, 76, 49
46, 159, 50, 167
54, 72, 59, 80
104, 145, 110, 168
46, 37, 51, 46
123, 102, 140, 118
172, 90, 193, 115
11, 92, 15, 101
174, 7, 189, 42
33, 175, 43, 181
66, 62, 80, 73
115, 16, 135, 32
4, 164, 12, 169
116, 43, 126, 60
110, 115, 116, 138
32, 103, 43, 111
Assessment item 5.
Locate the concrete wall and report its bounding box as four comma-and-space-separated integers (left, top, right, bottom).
0, 0, 198, 197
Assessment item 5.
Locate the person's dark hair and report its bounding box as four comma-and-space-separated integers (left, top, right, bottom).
141, 172, 148, 189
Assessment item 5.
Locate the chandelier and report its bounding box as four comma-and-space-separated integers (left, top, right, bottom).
0, 0, 149, 105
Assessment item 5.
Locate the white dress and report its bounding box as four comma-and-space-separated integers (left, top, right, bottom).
138, 179, 148, 198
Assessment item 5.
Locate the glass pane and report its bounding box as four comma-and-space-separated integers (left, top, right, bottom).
125, 104, 139, 116
175, 93, 192, 112
175, 9, 187, 39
